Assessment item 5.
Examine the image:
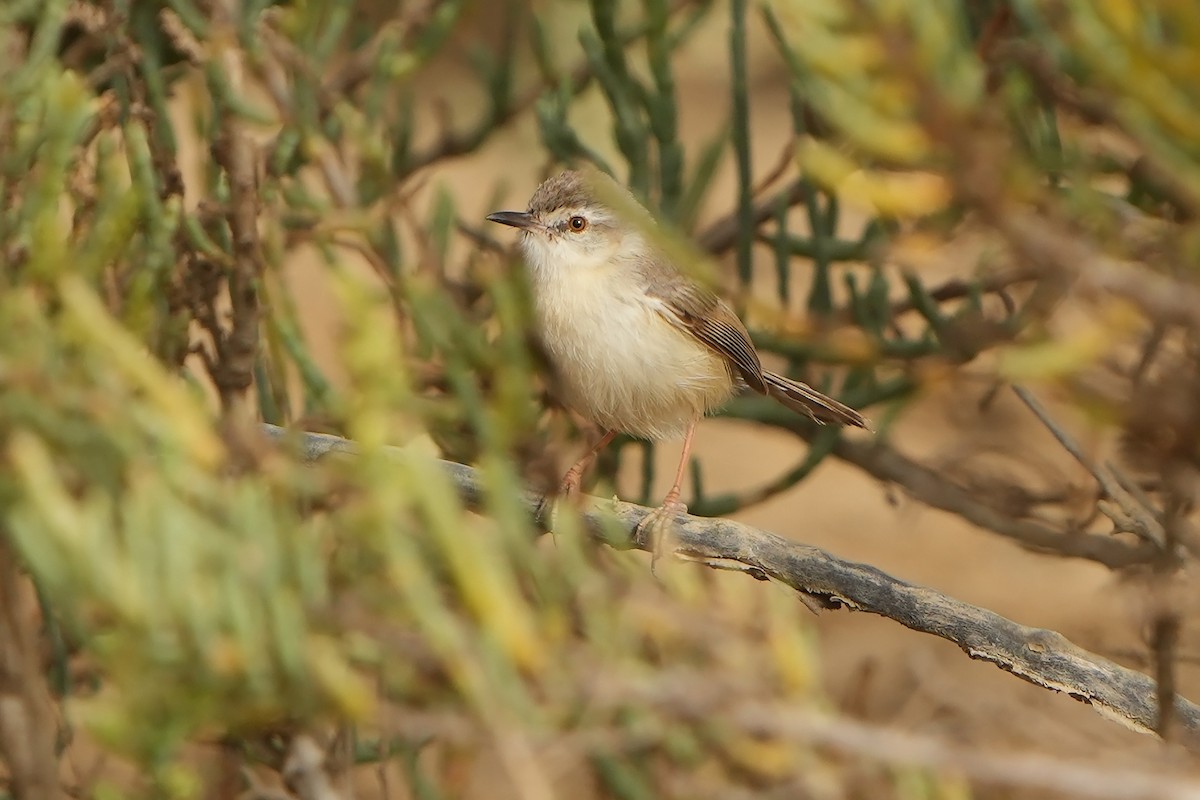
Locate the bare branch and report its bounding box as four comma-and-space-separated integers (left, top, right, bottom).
826, 434, 1154, 568
0, 539, 65, 800
883, 269, 1038, 321
1153, 612, 1182, 741
402, 0, 702, 176
999, 211, 1200, 332
601, 670, 1200, 799
208, 27, 263, 420
996, 40, 1200, 219
724, 398, 1159, 568
698, 177, 808, 254
262, 424, 1200, 750
733, 705, 1200, 800
1012, 385, 1165, 548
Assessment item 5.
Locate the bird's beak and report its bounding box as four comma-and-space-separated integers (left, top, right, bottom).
486, 210, 538, 231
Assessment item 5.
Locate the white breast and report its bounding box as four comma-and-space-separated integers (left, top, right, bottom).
524, 245, 734, 441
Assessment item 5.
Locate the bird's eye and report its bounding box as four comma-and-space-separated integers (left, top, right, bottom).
568, 215, 588, 232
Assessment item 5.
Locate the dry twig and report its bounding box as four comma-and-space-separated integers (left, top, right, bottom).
753, 410, 1160, 568
734, 704, 1200, 800
203, 19, 264, 424
0, 540, 64, 800
698, 177, 809, 254
1012, 385, 1165, 547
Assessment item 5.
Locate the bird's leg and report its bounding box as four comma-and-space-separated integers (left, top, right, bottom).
636, 419, 696, 570
537, 429, 616, 527
559, 429, 617, 499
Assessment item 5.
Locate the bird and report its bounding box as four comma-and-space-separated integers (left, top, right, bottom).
486, 169, 869, 563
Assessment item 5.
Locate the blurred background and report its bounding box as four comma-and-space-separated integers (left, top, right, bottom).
4, 0, 1200, 798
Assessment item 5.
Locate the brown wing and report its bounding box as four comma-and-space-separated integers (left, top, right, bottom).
646, 280, 768, 394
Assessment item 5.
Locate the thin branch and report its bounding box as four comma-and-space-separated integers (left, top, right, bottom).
749, 135, 795, 198
733, 705, 1200, 800
581, 672, 1200, 798
323, 3, 439, 97
1107, 461, 1160, 518
883, 268, 1037, 321
697, 177, 808, 254
996, 40, 1200, 219
997, 210, 1200, 332
0, 538, 64, 800
262, 424, 1200, 750
455, 217, 507, 255
1154, 487, 1189, 742
404, 0, 701, 176
831, 434, 1151, 567
601, 669, 1200, 798
723, 398, 1159, 568
1154, 612, 1182, 741
208, 29, 263, 420
1012, 385, 1165, 548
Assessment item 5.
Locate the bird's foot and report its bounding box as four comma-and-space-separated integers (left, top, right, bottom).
635, 498, 688, 573
535, 471, 585, 531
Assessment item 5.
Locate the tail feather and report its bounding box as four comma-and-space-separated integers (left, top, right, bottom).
761, 370, 870, 430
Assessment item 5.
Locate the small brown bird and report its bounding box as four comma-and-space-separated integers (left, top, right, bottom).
487, 170, 868, 559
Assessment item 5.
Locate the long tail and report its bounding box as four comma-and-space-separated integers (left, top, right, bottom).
761, 370, 870, 429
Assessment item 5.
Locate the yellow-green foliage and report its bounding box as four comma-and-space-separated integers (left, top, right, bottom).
0, 6, 839, 796
6, 0, 1200, 796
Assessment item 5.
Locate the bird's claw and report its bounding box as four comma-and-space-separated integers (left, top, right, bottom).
635, 499, 688, 574
533, 493, 554, 530
536, 475, 583, 532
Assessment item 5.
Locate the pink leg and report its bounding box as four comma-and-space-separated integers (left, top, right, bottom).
559, 429, 617, 498
538, 429, 618, 530
637, 419, 697, 569
660, 420, 695, 510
